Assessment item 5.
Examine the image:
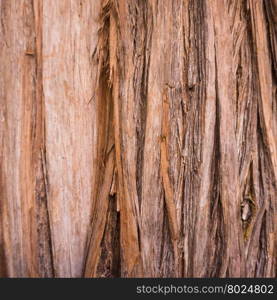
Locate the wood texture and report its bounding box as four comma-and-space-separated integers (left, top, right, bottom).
0, 0, 276, 278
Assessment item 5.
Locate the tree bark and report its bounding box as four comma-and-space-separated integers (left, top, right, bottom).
0, 0, 276, 278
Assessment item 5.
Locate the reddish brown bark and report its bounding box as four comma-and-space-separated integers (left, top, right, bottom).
0, 0, 276, 277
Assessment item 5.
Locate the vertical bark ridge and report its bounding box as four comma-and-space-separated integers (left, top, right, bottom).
212, 0, 245, 277
248, 0, 276, 277
250, 0, 277, 182
0, 0, 53, 277
84, 54, 115, 277
42, 0, 100, 277
192, 0, 216, 277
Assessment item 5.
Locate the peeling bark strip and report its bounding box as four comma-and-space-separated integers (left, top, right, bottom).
160, 90, 179, 262
0, 0, 53, 277
0, 0, 276, 277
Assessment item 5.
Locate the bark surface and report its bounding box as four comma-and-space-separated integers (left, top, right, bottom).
0, 0, 276, 277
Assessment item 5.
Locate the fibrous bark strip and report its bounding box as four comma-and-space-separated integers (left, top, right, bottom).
0, 0, 276, 277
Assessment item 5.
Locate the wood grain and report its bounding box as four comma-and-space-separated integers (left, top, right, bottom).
0, 0, 276, 277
